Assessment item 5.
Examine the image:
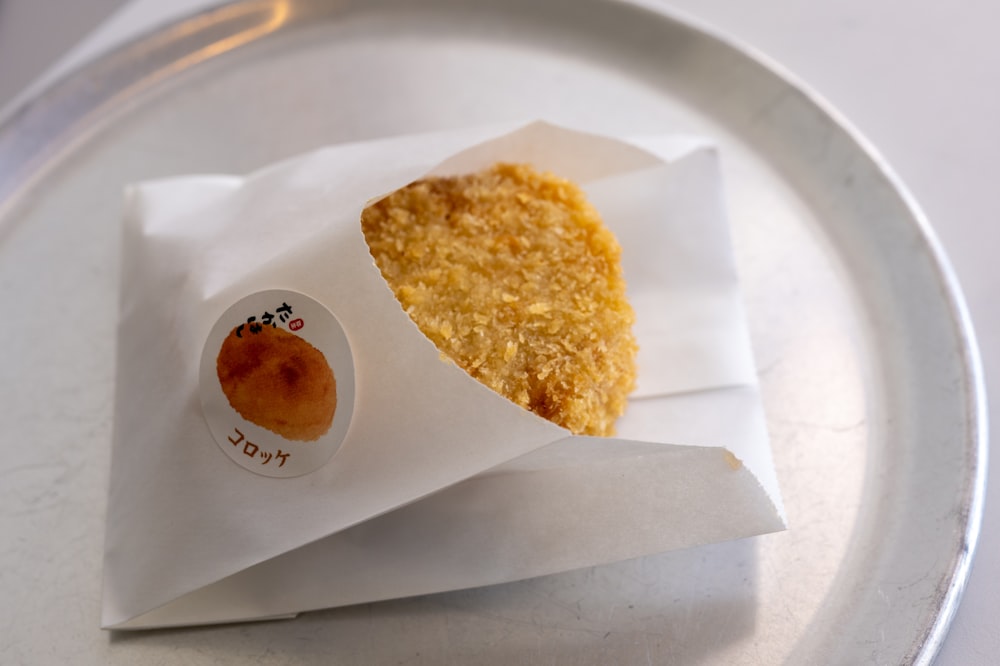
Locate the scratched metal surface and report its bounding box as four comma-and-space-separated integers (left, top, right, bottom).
0, 0, 985, 663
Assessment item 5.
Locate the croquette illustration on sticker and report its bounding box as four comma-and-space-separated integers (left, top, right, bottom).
216, 320, 337, 441
200, 290, 355, 478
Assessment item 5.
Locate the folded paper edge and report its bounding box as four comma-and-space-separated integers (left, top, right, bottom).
103, 441, 785, 630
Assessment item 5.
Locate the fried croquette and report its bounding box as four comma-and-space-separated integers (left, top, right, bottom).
361, 163, 636, 436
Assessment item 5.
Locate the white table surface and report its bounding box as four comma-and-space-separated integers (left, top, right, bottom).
3, 0, 997, 663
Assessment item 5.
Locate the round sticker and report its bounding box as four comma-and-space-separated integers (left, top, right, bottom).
199, 290, 354, 477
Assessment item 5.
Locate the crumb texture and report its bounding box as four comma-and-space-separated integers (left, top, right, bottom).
361, 163, 636, 436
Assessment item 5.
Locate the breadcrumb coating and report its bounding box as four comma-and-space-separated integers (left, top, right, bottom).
361, 163, 637, 436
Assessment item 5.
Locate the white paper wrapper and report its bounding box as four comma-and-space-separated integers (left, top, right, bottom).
102, 121, 785, 630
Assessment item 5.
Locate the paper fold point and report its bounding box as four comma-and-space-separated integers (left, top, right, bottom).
102, 122, 784, 630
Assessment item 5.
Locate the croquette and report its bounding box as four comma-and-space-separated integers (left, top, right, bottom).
361, 163, 636, 436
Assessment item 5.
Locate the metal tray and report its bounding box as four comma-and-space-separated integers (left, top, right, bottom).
0, 0, 985, 663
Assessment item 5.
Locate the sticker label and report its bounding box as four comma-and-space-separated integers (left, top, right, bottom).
199, 290, 354, 477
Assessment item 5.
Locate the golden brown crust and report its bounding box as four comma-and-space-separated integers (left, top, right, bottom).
216, 324, 337, 441
361, 163, 636, 436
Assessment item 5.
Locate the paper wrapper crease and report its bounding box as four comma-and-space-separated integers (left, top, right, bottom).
102, 122, 786, 630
